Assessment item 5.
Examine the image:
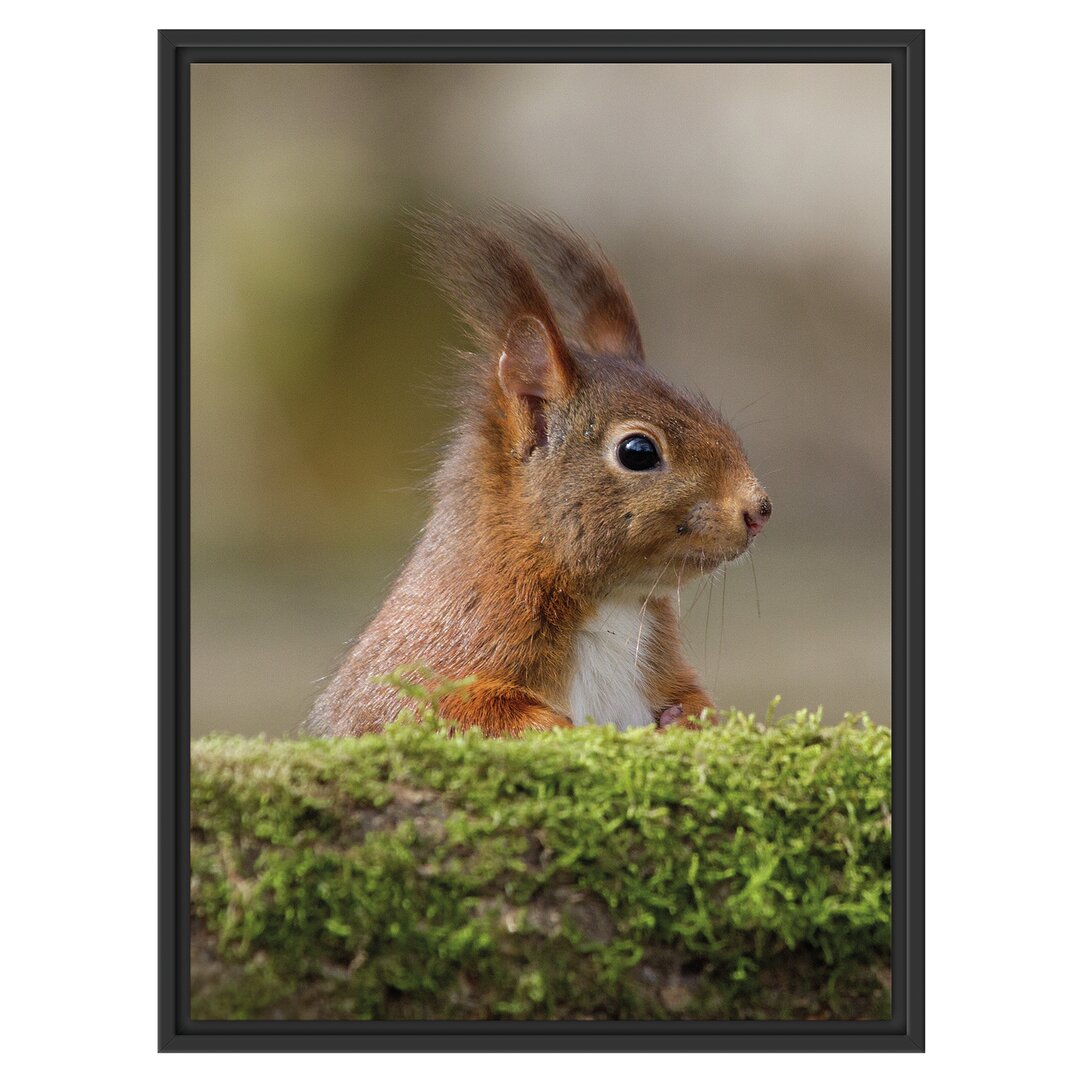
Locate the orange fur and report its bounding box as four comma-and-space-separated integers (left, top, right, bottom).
439, 678, 573, 736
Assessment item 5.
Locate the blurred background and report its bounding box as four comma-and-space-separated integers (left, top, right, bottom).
190, 62, 891, 738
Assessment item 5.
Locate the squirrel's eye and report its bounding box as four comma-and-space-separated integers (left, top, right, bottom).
616, 434, 661, 471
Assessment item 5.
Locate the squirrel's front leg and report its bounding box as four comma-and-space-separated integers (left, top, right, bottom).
439, 677, 572, 737
644, 598, 715, 730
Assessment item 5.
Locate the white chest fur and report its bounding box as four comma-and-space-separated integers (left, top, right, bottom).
567, 598, 657, 730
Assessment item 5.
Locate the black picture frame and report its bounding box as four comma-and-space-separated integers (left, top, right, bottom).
160, 28, 924, 1052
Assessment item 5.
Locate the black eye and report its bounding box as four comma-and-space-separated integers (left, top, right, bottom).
616, 434, 661, 471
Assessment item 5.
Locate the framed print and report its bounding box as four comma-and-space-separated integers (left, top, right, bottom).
160, 29, 924, 1052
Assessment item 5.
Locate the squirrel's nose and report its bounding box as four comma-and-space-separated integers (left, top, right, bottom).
743, 495, 772, 537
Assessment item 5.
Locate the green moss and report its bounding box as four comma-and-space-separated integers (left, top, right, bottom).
190, 704, 891, 1020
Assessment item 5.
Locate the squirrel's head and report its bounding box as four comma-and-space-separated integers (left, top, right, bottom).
415, 208, 771, 593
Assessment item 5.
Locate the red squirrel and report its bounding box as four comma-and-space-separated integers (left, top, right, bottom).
308, 210, 771, 737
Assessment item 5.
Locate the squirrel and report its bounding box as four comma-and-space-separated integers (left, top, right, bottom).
307, 209, 771, 737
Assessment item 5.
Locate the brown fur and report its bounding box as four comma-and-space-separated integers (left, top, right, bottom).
308, 210, 770, 737
500, 208, 645, 362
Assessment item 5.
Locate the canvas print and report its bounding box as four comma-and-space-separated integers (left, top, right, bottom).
189, 61, 892, 1021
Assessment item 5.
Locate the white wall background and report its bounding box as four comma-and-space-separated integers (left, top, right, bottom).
2, 4, 1078, 1077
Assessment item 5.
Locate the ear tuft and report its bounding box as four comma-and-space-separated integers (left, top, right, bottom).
498, 208, 646, 365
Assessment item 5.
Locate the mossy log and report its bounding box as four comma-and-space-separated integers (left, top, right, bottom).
190, 709, 891, 1020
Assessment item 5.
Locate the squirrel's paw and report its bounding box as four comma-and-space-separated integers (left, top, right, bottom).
656, 704, 700, 731
523, 707, 574, 732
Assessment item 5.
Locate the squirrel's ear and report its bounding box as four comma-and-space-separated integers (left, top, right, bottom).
498, 316, 576, 403
581, 301, 643, 362
499, 210, 645, 365
498, 316, 576, 454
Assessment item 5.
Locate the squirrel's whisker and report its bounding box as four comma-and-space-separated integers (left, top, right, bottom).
735, 416, 786, 434
703, 573, 714, 677
749, 549, 762, 620
684, 574, 710, 620
634, 557, 673, 682
711, 569, 728, 698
